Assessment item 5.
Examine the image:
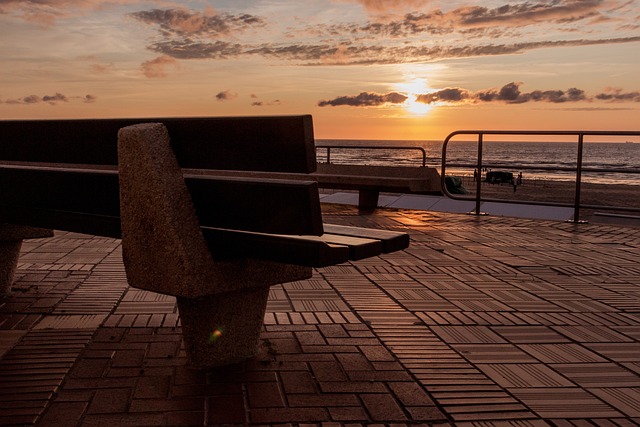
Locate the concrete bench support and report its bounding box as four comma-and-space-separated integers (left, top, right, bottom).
176, 287, 270, 367
0, 225, 53, 294
358, 189, 380, 211
117, 123, 310, 367
0, 240, 21, 295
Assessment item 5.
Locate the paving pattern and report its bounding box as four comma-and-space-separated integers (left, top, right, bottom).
1, 204, 639, 426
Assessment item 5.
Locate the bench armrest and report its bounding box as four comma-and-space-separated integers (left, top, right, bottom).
202, 225, 409, 267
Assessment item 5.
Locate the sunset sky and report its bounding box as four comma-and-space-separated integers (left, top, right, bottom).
1, 0, 639, 140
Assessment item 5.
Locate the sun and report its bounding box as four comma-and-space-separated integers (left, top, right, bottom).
404, 96, 434, 115
395, 77, 434, 116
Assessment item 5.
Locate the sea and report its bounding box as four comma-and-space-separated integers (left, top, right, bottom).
315, 139, 640, 186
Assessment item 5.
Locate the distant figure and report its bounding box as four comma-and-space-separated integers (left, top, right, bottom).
511, 177, 517, 193
517, 172, 523, 186
473, 169, 477, 182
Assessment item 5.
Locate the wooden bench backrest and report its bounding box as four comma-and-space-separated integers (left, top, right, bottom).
0, 116, 323, 237
0, 115, 316, 173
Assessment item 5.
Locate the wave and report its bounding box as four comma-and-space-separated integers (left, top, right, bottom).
316, 139, 640, 186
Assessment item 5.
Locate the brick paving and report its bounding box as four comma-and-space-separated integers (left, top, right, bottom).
1, 204, 639, 426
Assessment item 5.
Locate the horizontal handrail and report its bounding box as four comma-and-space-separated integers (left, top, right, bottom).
442, 130, 640, 223
316, 144, 427, 167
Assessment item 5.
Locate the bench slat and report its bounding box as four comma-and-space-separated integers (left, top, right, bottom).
0, 165, 323, 236
184, 173, 323, 236
0, 206, 122, 238
201, 228, 386, 267
0, 207, 387, 268
0, 116, 316, 173
181, 168, 442, 210
183, 168, 434, 192
282, 233, 383, 260
323, 224, 410, 253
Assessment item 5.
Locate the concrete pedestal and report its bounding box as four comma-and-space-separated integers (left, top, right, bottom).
0, 224, 53, 294
0, 240, 22, 295
358, 189, 380, 211
177, 286, 270, 368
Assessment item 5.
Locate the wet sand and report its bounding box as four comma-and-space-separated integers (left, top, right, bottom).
458, 176, 640, 219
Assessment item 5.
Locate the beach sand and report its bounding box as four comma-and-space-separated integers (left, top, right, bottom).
458, 175, 640, 220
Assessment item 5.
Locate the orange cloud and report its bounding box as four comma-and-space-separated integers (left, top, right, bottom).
251, 99, 283, 107
130, 8, 264, 38
352, 0, 431, 13
0, 0, 145, 25
215, 90, 237, 101
446, 0, 609, 28
140, 55, 179, 78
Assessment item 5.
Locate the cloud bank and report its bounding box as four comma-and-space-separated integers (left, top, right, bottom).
318, 91, 408, 106
0, 0, 144, 25
417, 82, 590, 104
318, 82, 640, 107
1, 93, 97, 105
130, 8, 264, 38
3, 0, 638, 79
125, 1, 639, 68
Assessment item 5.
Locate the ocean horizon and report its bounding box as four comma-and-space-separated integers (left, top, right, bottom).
316, 139, 640, 186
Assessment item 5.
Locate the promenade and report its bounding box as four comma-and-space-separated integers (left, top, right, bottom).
1, 203, 639, 426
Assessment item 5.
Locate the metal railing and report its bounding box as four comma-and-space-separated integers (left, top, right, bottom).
316, 144, 427, 167
442, 130, 640, 223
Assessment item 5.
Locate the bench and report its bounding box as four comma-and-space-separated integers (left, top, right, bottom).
0, 115, 409, 368
186, 163, 442, 211
313, 163, 442, 210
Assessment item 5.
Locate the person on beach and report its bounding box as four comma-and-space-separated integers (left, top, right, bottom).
517, 172, 523, 186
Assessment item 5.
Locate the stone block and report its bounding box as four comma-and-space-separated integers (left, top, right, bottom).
177, 287, 270, 368
0, 240, 21, 294
0, 224, 53, 293
0, 224, 53, 241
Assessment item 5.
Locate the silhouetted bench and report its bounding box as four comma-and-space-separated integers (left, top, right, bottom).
0, 115, 409, 367
190, 163, 442, 211
314, 163, 442, 209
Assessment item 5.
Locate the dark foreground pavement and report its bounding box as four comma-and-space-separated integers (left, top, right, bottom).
1, 204, 639, 426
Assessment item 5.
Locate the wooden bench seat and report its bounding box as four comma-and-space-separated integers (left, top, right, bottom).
0, 163, 407, 267
0, 115, 409, 367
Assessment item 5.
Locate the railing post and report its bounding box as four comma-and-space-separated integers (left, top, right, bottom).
473, 133, 484, 215
569, 133, 587, 223
441, 136, 449, 197
326, 147, 331, 164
